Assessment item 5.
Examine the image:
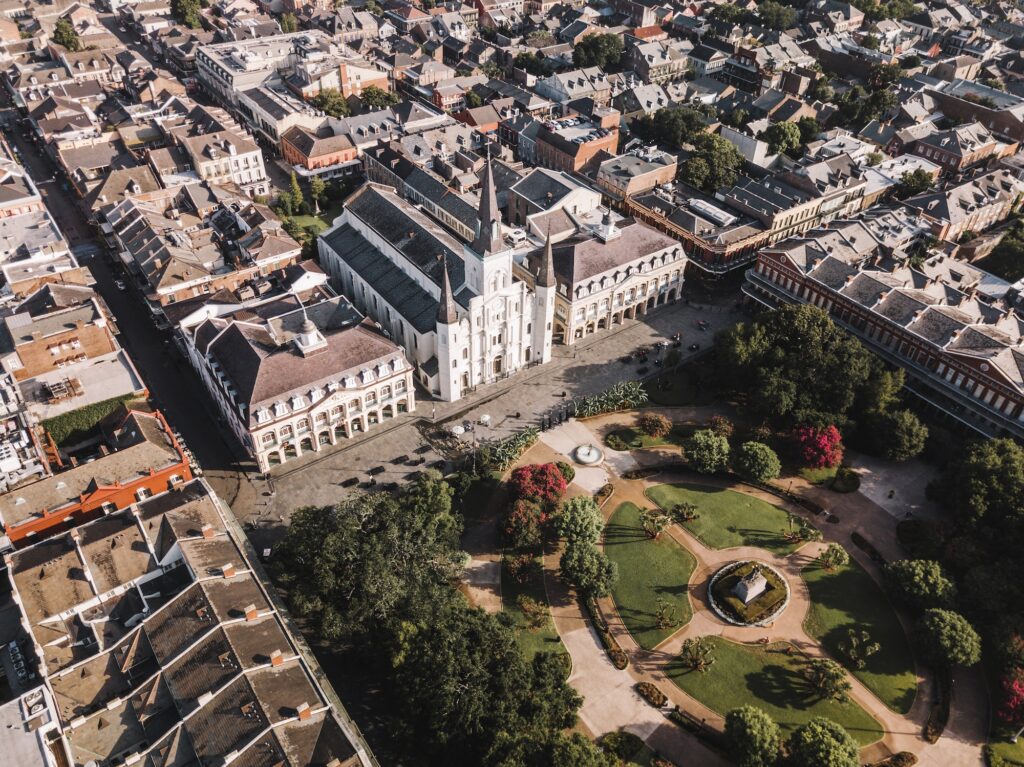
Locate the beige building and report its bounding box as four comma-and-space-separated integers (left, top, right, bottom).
179, 129, 269, 196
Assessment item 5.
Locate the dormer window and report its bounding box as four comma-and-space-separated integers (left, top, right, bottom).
273, 401, 288, 417
256, 409, 271, 424
291, 395, 306, 409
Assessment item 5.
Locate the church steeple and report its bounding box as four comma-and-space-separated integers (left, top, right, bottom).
472, 153, 503, 256
537, 226, 556, 288
437, 254, 457, 325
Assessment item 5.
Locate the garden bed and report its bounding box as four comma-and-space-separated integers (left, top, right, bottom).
709, 561, 789, 625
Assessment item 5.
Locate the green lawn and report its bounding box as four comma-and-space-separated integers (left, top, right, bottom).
803, 560, 917, 714
666, 637, 884, 746
288, 200, 344, 233
645, 483, 800, 555
988, 734, 1024, 765
605, 502, 696, 650
799, 465, 838, 485
606, 426, 687, 450
501, 555, 567, 663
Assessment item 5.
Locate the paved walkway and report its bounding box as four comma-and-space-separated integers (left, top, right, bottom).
518, 410, 986, 767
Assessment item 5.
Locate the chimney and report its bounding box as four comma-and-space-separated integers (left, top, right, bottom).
270, 649, 284, 667
222, 563, 235, 578
244, 603, 259, 621
201, 523, 215, 539
296, 702, 311, 721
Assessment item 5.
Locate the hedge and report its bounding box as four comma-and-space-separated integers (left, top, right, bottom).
42, 394, 139, 446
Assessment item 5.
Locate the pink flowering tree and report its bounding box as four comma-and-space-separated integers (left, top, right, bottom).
509, 463, 567, 506
999, 671, 1024, 726
793, 424, 844, 469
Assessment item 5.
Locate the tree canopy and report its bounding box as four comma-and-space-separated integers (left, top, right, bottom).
757, 0, 798, 30
680, 133, 744, 192
171, 0, 202, 29
787, 718, 859, 767
724, 706, 781, 767
917, 609, 982, 668
310, 88, 351, 118
633, 106, 706, 149
53, 17, 82, 51
894, 168, 934, 200
573, 33, 624, 70
760, 121, 802, 156
884, 559, 957, 611
687, 429, 730, 474
735, 441, 781, 483
361, 85, 400, 109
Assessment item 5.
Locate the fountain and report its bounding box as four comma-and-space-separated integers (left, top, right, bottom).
574, 443, 603, 465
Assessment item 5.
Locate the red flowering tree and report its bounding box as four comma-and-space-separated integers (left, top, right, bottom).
999, 669, 1024, 726
509, 463, 567, 505
504, 498, 544, 550
793, 424, 844, 468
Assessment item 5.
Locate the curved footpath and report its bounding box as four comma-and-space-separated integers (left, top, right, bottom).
528, 410, 987, 767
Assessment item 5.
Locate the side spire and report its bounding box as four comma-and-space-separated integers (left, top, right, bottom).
437, 254, 457, 325
472, 150, 503, 255
538, 225, 556, 288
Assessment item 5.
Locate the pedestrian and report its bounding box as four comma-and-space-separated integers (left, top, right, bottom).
887, 489, 895, 499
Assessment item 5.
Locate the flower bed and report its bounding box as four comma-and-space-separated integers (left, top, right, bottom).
635, 681, 667, 707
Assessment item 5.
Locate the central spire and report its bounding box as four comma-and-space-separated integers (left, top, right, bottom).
538, 225, 556, 288
472, 150, 503, 256
437, 254, 458, 325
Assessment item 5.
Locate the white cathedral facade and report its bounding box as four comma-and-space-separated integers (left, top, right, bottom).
318, 159, 557, 402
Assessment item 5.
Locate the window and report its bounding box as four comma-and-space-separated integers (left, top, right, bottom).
274, 402, 288, 417
256, 409, 270, 424
262, 432, 276, 445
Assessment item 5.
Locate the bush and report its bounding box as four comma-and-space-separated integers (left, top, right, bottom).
595, 483, 614, 505
509, 463, 567, 505
830, 466, 860, 493
601, 731, 644, 761
793, 424, 844, 468
504, 499, 544, 549
687, 429, 730, 474
635, 681, 667, 707
556, 460, 576, 484
708, 414, 734, 439
735, 441, 781, 483
42, 394, 139, 446
606, 433, 628, 451
639, 412, 672, 438
575, 380, 648, 417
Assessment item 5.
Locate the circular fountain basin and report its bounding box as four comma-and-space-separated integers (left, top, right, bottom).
575, 444, 604, 465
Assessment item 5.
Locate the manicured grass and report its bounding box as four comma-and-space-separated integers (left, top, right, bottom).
645, 483, 800, 555
606, 426, 687, 450
605, 502, 696, 650
799, 465, 838, 485
988, 733, 1024, 765
666, 637, 884, 746
803, 560, 917, 714
288, 200, 344, 233
501, 555, 567, 663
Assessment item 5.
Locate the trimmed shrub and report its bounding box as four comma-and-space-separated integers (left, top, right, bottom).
601, 731, 644, 761
556, 460, 576, 484
708, 414, 734, 439
687, 429, 730, 474
639, 412, 672, 438
735, 441, 781, 483
635, 681, 667, 707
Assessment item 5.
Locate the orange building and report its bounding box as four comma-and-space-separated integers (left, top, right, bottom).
0, 409, 193, 547
281, 125, 360, 179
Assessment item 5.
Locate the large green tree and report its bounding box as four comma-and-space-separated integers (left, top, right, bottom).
362, 85, 400, 109
724, 706, 781, 767
884, 559, 957, 611
53, 17, 82, 51
864, 409, 928, 461
757, 0, 798, 29
633, 106, 706, 149
715, 304, 881, 428
917, 609, 982, 668
687, 429, 730, 474
573, 33, 624, 70
311, 87, 351, 117
760, 121, 802, 155
680, 133, 744, 192
929, 438, 1024, 532
171, 0, 201, 29
894, 168, 934, 200
787, 718, 859, 767
560, 539, 617, 597
556, 496, 604, 544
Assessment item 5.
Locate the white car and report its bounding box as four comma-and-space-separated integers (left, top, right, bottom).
114, 280, 126, 291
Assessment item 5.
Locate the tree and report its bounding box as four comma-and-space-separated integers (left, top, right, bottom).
716, 305, 881, 428
867, 151, 884, 166
308, 176, 327, 215
883, 559, 958, 611
760, 121, 802, 156
505, 498, 544, 549
310, 88, 351, 118
810, 78, 834, 103
818, 542, 849, 571
687, 429, 730, 474
556, 496, 603, 544
803, 658, 852, 702
929, 438, 1024, 532
865, 409, 928, 461
679, 637, 716, 672
868, 62, 902, 90
549, 733, 617, 767
513, 51, 547, 77
510, 463, 567, 506
901, 54, 921, 69
838, 628, 880, 670
999, 669, 1024, 727
894, 168, 934, 200
171, 0, 201, 28
735, 441, 781, 483
757, 0, 798, 29
861, 33, 880, 50
917, 609, 982, 668
654, 596, 680, 630
787, 718, 859, 767
640, 507, 672, 539
288, 171, 305, 214
53, 17, 82, 51
725, 706, 782, 767
560, 539, 617, 596
921, 606, 983, 667
709, 414, 734, 439
361, 85, 400, 109
681, 133, 744, 192
638, 412, 671, 438
573, 33, 624, 70
793, 424, 844, 469
710, 4, 751, 23
465, 90, 483, 108
634, 106, 706, 149
790, 117, 816, 146
516, 594, 548, 630
280, 12, 298, 32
